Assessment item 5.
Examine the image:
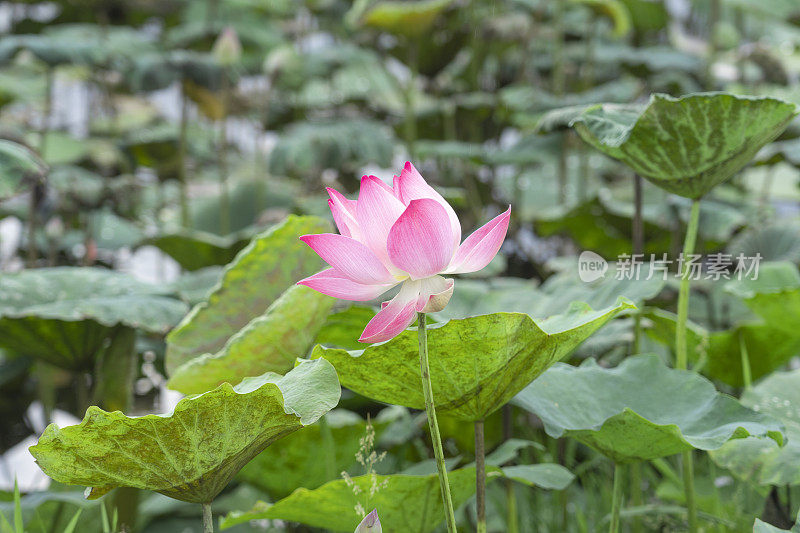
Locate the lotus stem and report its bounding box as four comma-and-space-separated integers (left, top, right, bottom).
630, 462, 643, 533
28, 67, 54, 268
178, 86, 190, 228
609, 463, 624, 533
739, 331, 752, 390
202, 502, 213, 533
404, 44, 418, 161
503, 405, 519, 533
475, 419, 486, 533
218, 70, 231, 236
705, 0, 721, 90
319, 415, 337, 481
682, 450, 697, 532
676, 199, 700, 372
676, 198, 701, 532
417, 312, 457, 533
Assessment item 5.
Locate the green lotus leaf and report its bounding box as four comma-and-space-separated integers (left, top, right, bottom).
29, 358, 341, 504
268, 119, 395, 179
725, 261, 800, 333
644, 308, 800, 388
730, 0, 800, 20
513, 354, 783, 463
48, 166, 104, 210
0, 489, 102, 530
754, 519, 797, 533
165, 215, 329, 375
169, 267, 224, 305
571, 93, 798, 198
501, 464, 575, 490
221, 468, 483, 532
238, 407, 400, 499
146, 229, 251, 272
38, 132, 89, 166
645, 263, 800, 386
0, 268, 188, 370
168, 285, 335, 395
711, 369, 800, 487
313, 299, 634, 421
314, 305, 377, 350
0, 139, 46, 200
727, 223, 800, 264
436, 272, 658, 321
359, 0, 453, 39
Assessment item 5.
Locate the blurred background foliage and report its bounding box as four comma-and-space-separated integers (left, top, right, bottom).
3, 0, 800, 531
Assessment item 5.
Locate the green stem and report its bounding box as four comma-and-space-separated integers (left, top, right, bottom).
739, 331, 752, 390
93, 326, 137, 412
675, 199, 701, 533
319, 415, 337, 481
609, 463, 624, 533
676, 199, 701, 372
630, 462, 643, 533
202, 502, 213, 533
558, 134, 569, 204
178, 86, 190, 228
405, 45, 418, 160
28, 67, 54, 268
552, 0, 565, 96
706, 0, 721, 90
218, 71, 231, 236
418, 313, 457, 533
682, 450, 697, 532
475, 419, 486, 533
503, 405, 518, 533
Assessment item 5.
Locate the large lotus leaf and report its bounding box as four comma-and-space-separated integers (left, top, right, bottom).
571, 93, 798, 199
37, 132, 89, 166
730, 0, 800, 19
0, 139, 47, 200
169, 267, 224, 306
754, 519, 800, 533
41, 24, 155, 67
512, 355, 783, 464
0, 489, 103, 531
359, 0, 453, 38
48, 166, 105, 210
221, 468, 482, 532
727, 224, 800, 264
29, 358, 340, 504
725, 262, 800, 334
165, 215, 329, 374
535, 185, 745, 256
146, 230, 251, 272
535, 196, 673, 258
711, 369, 800, 487
238, 408, 400, 499
644, 309, 800, 387
0, 268, 188, 370
500, 79, 642, 115
501, 464, 575, 490
168, 285, 335, 394
268, 119, 394, 179
313, 299, 633, 421
435, 273, 659, 321
314, 305, 378, 351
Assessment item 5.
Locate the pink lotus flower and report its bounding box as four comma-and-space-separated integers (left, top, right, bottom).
298, 162, 511, 343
